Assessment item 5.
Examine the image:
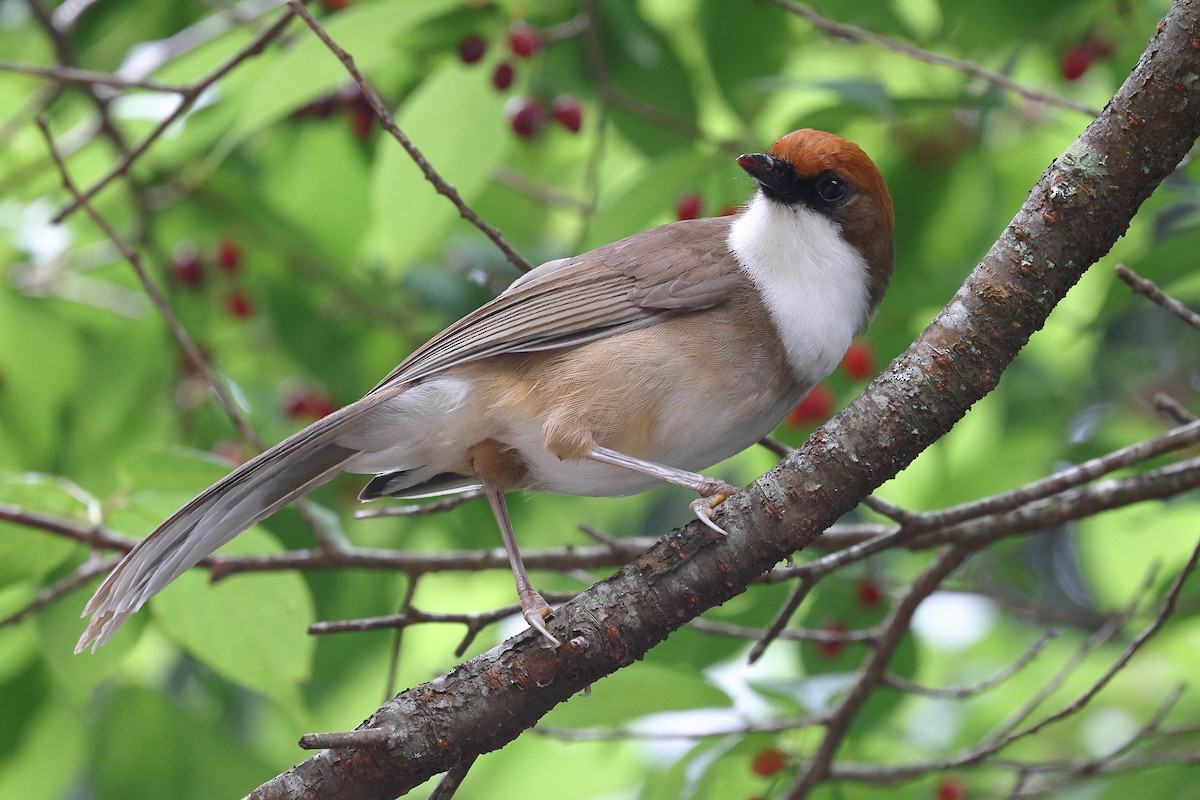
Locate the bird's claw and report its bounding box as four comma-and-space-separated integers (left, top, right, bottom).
520, 593, 561, 646
690, 481, 738, 536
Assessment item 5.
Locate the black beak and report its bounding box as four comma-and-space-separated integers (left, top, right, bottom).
737, 153, 798, 203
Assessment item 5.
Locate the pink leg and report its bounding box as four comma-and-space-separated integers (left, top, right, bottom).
586, 445, 737, 535
481, 480, 560, 645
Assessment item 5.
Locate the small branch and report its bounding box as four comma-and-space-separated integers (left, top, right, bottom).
998, 538, 1200, 746
883, 630, 1059, 699
0, 61, 188, 93
298, 729, 390, 750
284, 0, 533, 274
53, 6, 297, 223
746, 575, 816, 663
428, 756, 478, 800
37, 118, 262, 446
689, 617, 877, 645
537, 714, 827, 741
785, 544, 977, 796
1116, 263, 1200, 331
0, 556, 118, 627
1154, 393, 1197, 424
772, 0, 1099, 116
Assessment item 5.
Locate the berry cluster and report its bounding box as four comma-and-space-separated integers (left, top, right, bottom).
292, 84, 376, 140
456, 21, 582, 139
169, 238, 255, 320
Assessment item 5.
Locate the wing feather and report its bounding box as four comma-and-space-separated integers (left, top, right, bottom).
371, 217, 738, 391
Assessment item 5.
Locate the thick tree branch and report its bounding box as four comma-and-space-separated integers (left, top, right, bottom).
246, 2, 1200, 798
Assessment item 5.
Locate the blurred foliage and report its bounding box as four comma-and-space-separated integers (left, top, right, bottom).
1, 0, 1199, 798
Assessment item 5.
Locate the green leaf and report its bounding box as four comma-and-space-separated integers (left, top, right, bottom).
544, 661, 728, 729
368, 58, 511, 273
599, 0, 698, 156
219, 0, 459, 146
1078, 501, 1200, 608
0, 292, 81, 468
699, 1, 793, 120
0, 475, 96, 586
151, 527, 315, 709
0, 684, 85, 800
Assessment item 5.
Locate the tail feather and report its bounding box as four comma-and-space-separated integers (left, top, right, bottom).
75, 389, 402, 654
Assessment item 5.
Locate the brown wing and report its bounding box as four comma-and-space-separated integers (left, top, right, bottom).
369, 217, 741, 392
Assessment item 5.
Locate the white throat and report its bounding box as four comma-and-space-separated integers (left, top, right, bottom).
728, 193, 871, 385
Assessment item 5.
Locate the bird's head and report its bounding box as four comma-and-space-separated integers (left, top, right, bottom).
736, 129, 894, 312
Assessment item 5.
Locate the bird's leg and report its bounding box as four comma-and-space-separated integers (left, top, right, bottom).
480, 479, 560, 645
586, 444, 738, 535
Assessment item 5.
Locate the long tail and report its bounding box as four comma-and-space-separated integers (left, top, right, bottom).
75, 389, 398, 654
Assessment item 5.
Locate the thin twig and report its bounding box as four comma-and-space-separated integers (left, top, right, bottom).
772, 0, 1099, 116
37, 118, 262, 446
284, 0, 533, 274
0, 556, 118, 626
53, 6, 297, 223
1116, 263, 1200, 331
883, 630, 1059, 699
428, 756, 478, 800
0, 61, 188, 93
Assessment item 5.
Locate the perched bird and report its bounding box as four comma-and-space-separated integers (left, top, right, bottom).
76, 129, 894, 652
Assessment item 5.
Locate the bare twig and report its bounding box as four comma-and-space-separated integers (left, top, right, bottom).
284, 0, 533, 274
772, 0, 1099, 116
1116, 263, 1200, 331
0, 61, 188, 93
883, 630, 1059, 699
37, 118, 263, 446
538, 715, 827, 741
52, 6, 297, 223
0, 556, 119, 626
428, 756, 478, 800
298, 729, 390, 750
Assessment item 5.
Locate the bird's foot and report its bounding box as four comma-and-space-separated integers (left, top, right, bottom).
689, 480, 738, 536
519, 588, 560, 646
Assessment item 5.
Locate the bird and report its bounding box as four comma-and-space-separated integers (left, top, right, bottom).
76, 128, 894, 653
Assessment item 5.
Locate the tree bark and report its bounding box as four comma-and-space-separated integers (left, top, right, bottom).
249, 2, 1200, 797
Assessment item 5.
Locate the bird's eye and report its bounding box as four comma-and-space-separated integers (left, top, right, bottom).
815, 175, 849, 204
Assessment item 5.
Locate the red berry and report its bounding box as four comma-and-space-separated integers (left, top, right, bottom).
508, 21, 542, 58
492, 62, 515, 91
1061, 47, 1091, 81
856, 578, 884, 609
458, 34, 487, 64
320, 0, 352, 10
551, 95, 582, 133
840, 340, 875, 381
676, 193, 702, 220
936, 776, 969, 800
216, 238, 242, 274
816, 620, 848, 660
284, 388, 335, 420
787, 385, 834, 427
506, 97, 545, 138
224, 290, 254, 319
171, 246, 203, 287
750, 747, 786, 778
292, 93, 339, 120
180, 345, 212, 377
719, 204, 738, 216
346, 92, 374, 139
